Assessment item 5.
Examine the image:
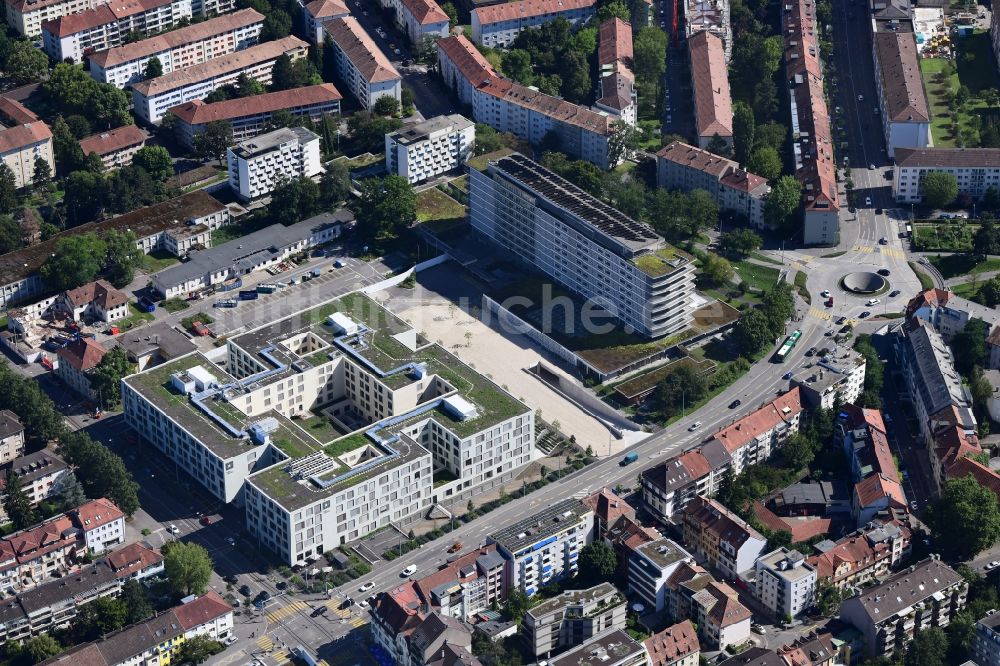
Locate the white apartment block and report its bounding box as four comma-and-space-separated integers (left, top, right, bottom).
488, 499, 593, 596
754, 548, 816, 620
130, 35, 308, 124
893, 147, 1000, 203
324, 16, 401, 109
170, 83, 342, 150
385, 114, 474, 184
6, 0, 229, 37
0, 450, 68, 521
627, 539, 694, 613
76, 497, 126, 553
437, 34, 615, 169
300, 0, 348, 44
378, 0, 450, 45
124, 292, 534, 564
471, 0, 596, 47
656, 141, 770, 229
470, 153, 696, 339
89, 8, 264, 88
0, 410, 24, 464
41, 0, 192, 64
972, 610, 1000, 666
227, 126, 322, 201
0, 122, 53, 191
685, 0, 731, 60
523, 582, 626, 658
789, 346, 867, 410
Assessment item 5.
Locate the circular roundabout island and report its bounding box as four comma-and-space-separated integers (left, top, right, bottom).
841, 272, 888, 295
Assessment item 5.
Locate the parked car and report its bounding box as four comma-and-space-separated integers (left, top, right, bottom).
890, 290, 901, 297
877, 268, 891, 276
239, 585, 252, 596
401, 564, 417, 577
867, 298, 881, 306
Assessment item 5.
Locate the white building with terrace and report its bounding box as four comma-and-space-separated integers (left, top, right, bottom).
122, 292, 535, 565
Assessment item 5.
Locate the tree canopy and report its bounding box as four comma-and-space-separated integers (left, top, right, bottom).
764, 176, 802, 231
577, 541, 617, 584
355, 175, 416, 240
926, 474, 1000, 560
164, 541, 214, 598
922, 171, 959, 209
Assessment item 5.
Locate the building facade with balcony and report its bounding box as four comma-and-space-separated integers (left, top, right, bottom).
227, 126, 322, 201
523, 582, 627, 659
385, 114, 474, 184
754, 548, 817, 620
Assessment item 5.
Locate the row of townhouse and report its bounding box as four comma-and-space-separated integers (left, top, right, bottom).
0, 498, 125, 596
323, 16, 401, 110
594, 18, 636, 126
5, 0, 232, 38
41, 0, 192, 63
437, 34, 616, 169
782, 0, 840, 246
664, 558, 752, 650
470, 0, 596, 47
837, 405, 910, 526
123, 291, 535, 565
89, 8, 265, 88
468, 151, 696, 340
656, 141, 770, 229
892, 147, 1000, 204
641, 388, 805, 521
0, 190, 228, 309
131, 35, 309, 124
680, 496, 768, 580
170, 83, 342, 150
39, 591, 233, 666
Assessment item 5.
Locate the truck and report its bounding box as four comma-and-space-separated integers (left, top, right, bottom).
257, 284, 278, 294
137, 297, 157, 313
620, 451, 638, 466
214, 299, 238, 308
238, 290, 259, 301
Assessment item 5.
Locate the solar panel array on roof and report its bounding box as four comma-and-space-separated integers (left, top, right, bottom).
496, 154, 659, 245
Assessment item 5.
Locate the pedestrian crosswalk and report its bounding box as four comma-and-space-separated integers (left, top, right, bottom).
265, 600, 308, 623
323, 598, 369, 628
880, 246, 904, 258
851, 244, 904, 258
316, 660, 330, 666
256, 636, 274, 651
852, 245, 874, 253
271, 648, 291, 665
808, 307, 832, 321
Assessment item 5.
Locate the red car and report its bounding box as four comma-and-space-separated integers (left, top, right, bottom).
200, 516, 211, 526
192, 321, 210, 336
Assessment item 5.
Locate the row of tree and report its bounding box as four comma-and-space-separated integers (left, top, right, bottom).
39, 229, 144, 291
731, 282, 796, 357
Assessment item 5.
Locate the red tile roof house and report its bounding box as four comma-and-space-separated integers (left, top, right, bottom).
73, 498, 126, 554
301, 0, 348, 43
393, 0, 451, 45
54, 337, 108, 401
709, 388, 804, 476
4, 514, 80, 590
644, 619, 700, 666
78, 125, 149, 171
103, 541, 164, 581
583, 487, 636, 540
58, 279, 130, 324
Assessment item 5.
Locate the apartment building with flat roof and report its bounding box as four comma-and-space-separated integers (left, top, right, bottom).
754, 548, 816, 620
656, 141, 769, 228
323, 16, 401, 109
385, 114, 475, 184
125, 291, 534, 564
78, 125, 148, 171
524, 582, 627, 658
170, 83, 341, 150
471, 0, 596, 47
688, 31, 732, 150
88, 8, 265, 88
41, 0, 192, 63
469, 152, 696, 339
131, 35, 308, 123
227, 126, 323, 201
789, 346, 866, 409
973, 610, 1000, 666
413, 545, 508, 620
628, 539, 694, 613
488, 499, 593, 596
783, 0, 839, 245
892, 147, 1000, 203
839, 557, 967, 659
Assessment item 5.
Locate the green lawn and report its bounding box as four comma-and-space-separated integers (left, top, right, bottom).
139, 250, 179, 273
212, 225, 249, 245
118, 303, 155, 330
734, 260, 780, 292
957, 31, 1000, 93
921, 58, 966, 147
909, 261, 935, 290
161, 298, 190, 314
912, 222, 979, 252
416, 188, 466, 222
928, 254, 1000, 279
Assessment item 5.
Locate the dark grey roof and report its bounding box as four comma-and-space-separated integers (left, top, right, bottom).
476, 550, 506, 571
488, 498, 590, 554
903, 322, 967, 416
7, 449, 68, 485
978, 609, 1000, 631
0, 410, 22, 440
114, 323, 195, 362
549, 629, 645, 666
700, 438, 732, 470
18, 562, 119, 614
841, 557, 963, 623
717, 648, 785, 666
97, 612, 182, 665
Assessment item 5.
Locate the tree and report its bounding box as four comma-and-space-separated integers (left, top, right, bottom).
32, 155, 51, 189
764, 175, 801, 231
132, 146, 173, 181
269, 176, 320, 226
577, 542, 617, 584
164, 541, 214, 597
983, 186, 1000, 212
86, 84, 132, 130
45, 63, 94, 111
747, 146, 783, 181
262, 8, 292, 40
41, 234, 107, 291
701, 252, 734, 286
52, 116, 85, 173
270, 53, 298, 91
633, 27, 667, 97
85, 150, 106, 173
926, 474, 1000, 560
980, 276, 1000, 307
503, 589, 530, 625
502, 49, 533, 84
59, 430, 140, 515
346, 111, 402, 153
103, 229, 142, 288
320, 160, 351, 208
144, 55, 163, 79
974, 218, 1000, 255
5, 41, 47, 84
121, 579, 153, 625
608, 120, 639, 166
732, 101, 755, 165
922, 171, 959, 209
56, 472, 87, 511
654, 364, 707, 419
782, 432, 817, 469
733, 308, 772, 356
77, 596, 127, 639
0, 215, 20, 254
194, 121, 233, 164
0, 164, 17, 215
172, 635, 223, 665
441, 0, 458, 24
7, 635, 63, 666
90, 347, 134, 409
815, 580, 842, 617
903, 626, 948, 666
597, 0, 630, 20
718, 229, 762, 259
952, 318, 988, 377
4, 468, 37, 530
373, 95, 400, 117
355, 175, 416, 239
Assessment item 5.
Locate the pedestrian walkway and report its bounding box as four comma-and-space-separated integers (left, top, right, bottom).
265, 600, 309, 623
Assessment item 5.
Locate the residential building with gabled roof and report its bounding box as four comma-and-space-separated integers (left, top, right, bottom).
643, 620, 700, 666
681, 496, 767, 579
323, 16, 401, 109
300, 0, 348, 43
688, 31, 732, 150
78, 125, 149, 171
59, 279, 130, 323
55, 337, 107, 400
471, 0, 596, 47
381, 0, 450, 45
412, 545, 507, 620
594, 18, 636, 125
